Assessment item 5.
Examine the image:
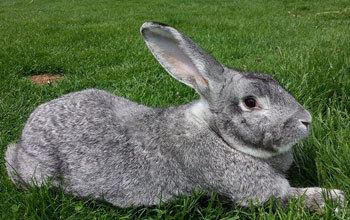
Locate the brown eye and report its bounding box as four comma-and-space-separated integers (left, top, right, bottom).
243, 97, 257, 109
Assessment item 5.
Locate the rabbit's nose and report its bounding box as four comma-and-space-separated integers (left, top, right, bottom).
294, 109, 312, 129
300, 120, 310, 128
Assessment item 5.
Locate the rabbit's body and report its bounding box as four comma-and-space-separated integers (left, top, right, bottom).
6, 88, 291, 207
6, 22, 345, 210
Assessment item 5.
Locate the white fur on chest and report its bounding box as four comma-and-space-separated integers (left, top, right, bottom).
186, 100, 210, 128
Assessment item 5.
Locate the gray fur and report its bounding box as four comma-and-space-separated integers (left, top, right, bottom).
5, 22, 344, 210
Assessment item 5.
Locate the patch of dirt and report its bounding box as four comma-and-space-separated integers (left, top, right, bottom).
29, 74, 64, 85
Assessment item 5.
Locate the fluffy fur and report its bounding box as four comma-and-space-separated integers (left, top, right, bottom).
5, 22, 344, 210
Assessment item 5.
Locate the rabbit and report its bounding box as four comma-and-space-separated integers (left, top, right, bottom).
5, 21, 345, 211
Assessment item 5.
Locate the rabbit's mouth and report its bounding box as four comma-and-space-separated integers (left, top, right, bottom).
278, 118, 311, 148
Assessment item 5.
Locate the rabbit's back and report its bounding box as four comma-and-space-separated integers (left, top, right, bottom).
20, 88, 149, 154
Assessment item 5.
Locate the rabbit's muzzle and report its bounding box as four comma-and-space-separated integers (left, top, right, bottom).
280, 109, 312, 146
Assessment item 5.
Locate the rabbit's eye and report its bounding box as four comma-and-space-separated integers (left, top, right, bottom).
243, 97, 257, 109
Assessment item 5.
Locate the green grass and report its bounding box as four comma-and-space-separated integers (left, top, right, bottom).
0, 0, 349, 219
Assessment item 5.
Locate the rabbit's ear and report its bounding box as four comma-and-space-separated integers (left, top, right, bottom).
140, 22, 224, 95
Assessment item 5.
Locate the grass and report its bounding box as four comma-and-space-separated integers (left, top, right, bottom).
0, 0, 349, 219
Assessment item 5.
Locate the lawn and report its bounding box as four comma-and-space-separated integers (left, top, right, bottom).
0, 0, 349, 219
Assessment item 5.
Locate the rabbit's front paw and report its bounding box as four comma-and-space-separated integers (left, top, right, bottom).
302, 187, 345, 211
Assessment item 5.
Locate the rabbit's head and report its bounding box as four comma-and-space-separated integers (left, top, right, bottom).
141, 22, 311, 158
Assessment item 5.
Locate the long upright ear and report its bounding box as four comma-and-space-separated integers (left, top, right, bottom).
140, 22, 224, 96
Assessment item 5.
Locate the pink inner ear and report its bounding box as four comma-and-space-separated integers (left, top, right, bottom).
146, 29, 209, 88
164, 54, 209, 87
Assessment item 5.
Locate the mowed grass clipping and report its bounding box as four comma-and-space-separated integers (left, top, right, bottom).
0, 0, 349, 219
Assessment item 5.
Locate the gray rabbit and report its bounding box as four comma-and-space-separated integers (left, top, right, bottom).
5, 22, 345, 211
